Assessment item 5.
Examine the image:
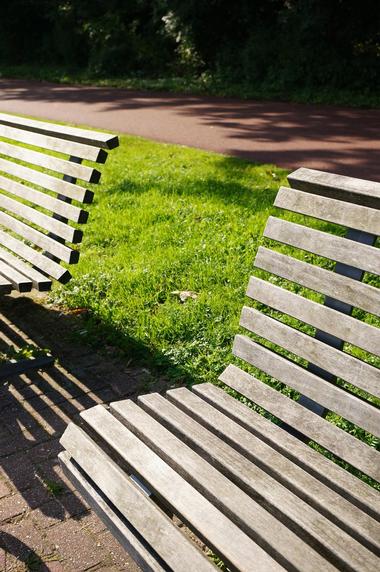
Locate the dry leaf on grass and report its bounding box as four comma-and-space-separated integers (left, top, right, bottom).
171, 290, 198, 303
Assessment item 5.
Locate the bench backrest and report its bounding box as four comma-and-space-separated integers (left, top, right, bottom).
219, 168, 380, 483
0, 112, 119, 293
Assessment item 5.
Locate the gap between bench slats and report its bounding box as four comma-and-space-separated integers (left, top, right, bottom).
264, 217, 380, 275
274, 186, 380, 235
255, 247, 380, 316
194, 381, 380, 519
219, 364, 380, 481
287, 167, 380, 210
0, 123, 106, 163
139, 391, 378, 571
60, 426, 214, 572
246, 276, 379, 355
233, 334, 380, 436
240, 306, 379, 398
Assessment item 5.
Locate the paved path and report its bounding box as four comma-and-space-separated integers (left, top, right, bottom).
1, 293, 146, 571
0, 78, 379, 179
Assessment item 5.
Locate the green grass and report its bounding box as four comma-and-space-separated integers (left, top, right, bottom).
39, 132, 378, 486
52, 136, 288, 386
1, 64, 379, 108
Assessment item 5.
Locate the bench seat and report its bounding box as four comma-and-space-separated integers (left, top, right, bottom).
60, 168, 380, 572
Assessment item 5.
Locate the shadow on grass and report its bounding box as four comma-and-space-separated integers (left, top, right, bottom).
105, 154, 283, 211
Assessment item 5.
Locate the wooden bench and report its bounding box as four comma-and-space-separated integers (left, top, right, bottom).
0, 112, 119, 376
59, 168, 380, 572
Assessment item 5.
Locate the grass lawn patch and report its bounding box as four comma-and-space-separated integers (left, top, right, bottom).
52, 135, 288, 386
49, 132, 379, 483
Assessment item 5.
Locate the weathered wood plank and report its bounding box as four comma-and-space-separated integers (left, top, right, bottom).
0, 210, 78, 264
233, 334, 380, 436
288, 168, 380, 210
254, 247, 380, 315
0, 141, 100, 183
59, 452, 167, 572
60, 424, 215, 572
0, 248, 51, 291
160, 388, 380, 555
0, 124, 106, 163
79, 404, 280, 572
0, 140, 97, 184
140, 391, 379, 571
0, 260, 32, 292
0, 157, 93, 204
0, 275, 12, 294
274, 187, 380, 235
0, 229, 70, 283
0, 175, 88, 223
246, 276, 379, 355
240, 306, 380, 397
219, 364, 380, 481
194, 381, 380, 519
0, 192, 82, 244
112, 399, 336, 571
264, 217, 380, 275
0, 113, 119, 150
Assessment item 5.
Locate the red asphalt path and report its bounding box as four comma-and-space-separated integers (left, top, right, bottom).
0, 79, 379, 179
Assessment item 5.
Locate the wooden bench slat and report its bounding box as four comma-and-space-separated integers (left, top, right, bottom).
0, 260, 32, 292
0, 192, 82, 244
264, 217, 380, 275
0, 141, 100, 183
275, 187, 380, 235
59, 453, 167, 572
0, 112, 119, 150
112, 398, 339, 571
0, 124, 106, 163
79, 404, 278, 572
246, 276, 379, 355
0, 248, 51, 291
233, 334, 380, 436
0, 157, 93, 204
288, 167, 380, 210
60, 425, 214, 572
0, 229, 70, 283
0, 209, 78, 264
0, 175, 88, 223
219, 364, 380, 481
161, 388, 380, 555
255, 247, 380, 315
240, 306, 380, 398
0, 275, 12, 293
194, 381, 380, 519
141, 391, 378, 571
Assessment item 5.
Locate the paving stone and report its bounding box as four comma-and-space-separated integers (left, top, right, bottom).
46, 519, 105, 571
97, 531, 141, 572
0, 493, 29, 522
76, 511, 107, 536
0, 298, 147, 570
40, 560, 65, 572
31, 499, 66, 530
0, 453, 39, 491
57, 492, 89, 519
0, 478, 11, 499
26, 439, 62, 465
0, 548, 6, 572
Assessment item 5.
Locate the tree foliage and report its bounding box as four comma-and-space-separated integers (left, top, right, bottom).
0, 0, 378, 91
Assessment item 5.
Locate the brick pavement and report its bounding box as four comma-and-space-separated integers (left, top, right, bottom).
0, 293, 148, 571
